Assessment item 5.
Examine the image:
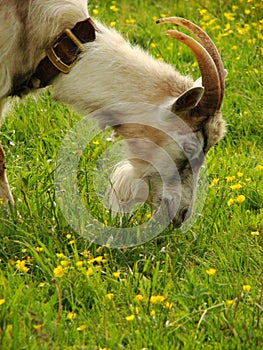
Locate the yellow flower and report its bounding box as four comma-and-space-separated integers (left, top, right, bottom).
244, 9, 251, 15
110, 5, 118, 12
38, 282, 45, 288
67, 312, 77, 320
53, 265, 64, 278
92, 9, 99, 16
256, 165, 263, 171
56, 253, 65, 258
134, 294, 144, 302
66, 234, 71, 239
164, 301, 173, 310
76, 261, 84, 268
125, 19, 136, 24
226, 176, 235, 182
237, 172, 243, 178
15, 260, 29, 273
77, 325, 86, 331
86, 267, 94, 276
125, 314, 135, 321
224, 12, 235, 21
93, 140, 100, 145
236, 195, 245, 204
242, 284, 251, 292
230, 184, 242, 190
150, 310, 156, 317
226, 299, 235, 306
0, 299, 5, 305
251, 231, 260, 237
211, 178, 219, 187
206, 268, 217, 276
150, 295, 165, 303
110, 21, 116, 27
105, 293, 114, 300
112, 271, 121, 278
35, 247, 43, 252
33, 324, 43, 330
227, 198, 235, 206
150, 43, 157, 49
199, 9, 208, 16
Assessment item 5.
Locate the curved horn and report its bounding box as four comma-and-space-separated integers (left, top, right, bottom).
163, 29, 220, 116
156, 17, 225, 110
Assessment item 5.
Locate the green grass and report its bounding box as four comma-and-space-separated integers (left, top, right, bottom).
0, 0, 263, 349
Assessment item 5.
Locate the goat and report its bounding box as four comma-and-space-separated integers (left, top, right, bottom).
0, 0, 226, 228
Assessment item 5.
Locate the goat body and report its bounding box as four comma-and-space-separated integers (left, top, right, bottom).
0, 0, 226, 228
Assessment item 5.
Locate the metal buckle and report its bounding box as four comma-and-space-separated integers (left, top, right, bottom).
46, 28, 85, 74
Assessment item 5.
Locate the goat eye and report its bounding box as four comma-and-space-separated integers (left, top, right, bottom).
182, 143, 196, 158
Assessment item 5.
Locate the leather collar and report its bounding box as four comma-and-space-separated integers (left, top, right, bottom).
10, 17, 96, 96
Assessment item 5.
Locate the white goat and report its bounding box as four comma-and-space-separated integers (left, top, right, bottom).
0, 0, 226, 227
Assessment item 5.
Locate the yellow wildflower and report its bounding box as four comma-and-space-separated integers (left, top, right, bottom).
150, 295, 165, 303
244, 9, 251, 15
110, 21, 116, 27
230, 184, 242, 190
242, 285, 251, 292
211, 178, 219, 187
33, 324, 43, 330
226, 176, 235, 182
105, 293, 114, 300
251, 231, 260, 237
67, 312, 77, 320
66, 234, 71, 239
224, 12, 235, 21
125, 19, 136, 24
110, 5, 118, 12
125, 314, 135, 321
227, 198, 235, 206
134, 294, 144, 302
236, 195, 245, 204
77, 325, 86, 331
237, 172, 243, 178
256, 165, 263, 171
112, 271, 121, 278
92, 9, 99, 16
150, 310, 156, 317
35, 247, 43, 252
38, 282, 45, 288
16, 260, 29, 273
76, 261, 84, 268
53, 265, 64, 278
164, 301, 173, 310
86, 267, 94, 276
0, 299, 5, 305
206, 268, 217, 276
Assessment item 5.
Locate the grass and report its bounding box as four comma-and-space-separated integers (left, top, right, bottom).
0, 0, 263, 349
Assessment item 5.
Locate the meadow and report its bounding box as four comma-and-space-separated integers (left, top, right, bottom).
0, 0, 262, 349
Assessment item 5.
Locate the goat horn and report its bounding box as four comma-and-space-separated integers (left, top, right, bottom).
156, 17, 224, 110
164, 29, 220, 116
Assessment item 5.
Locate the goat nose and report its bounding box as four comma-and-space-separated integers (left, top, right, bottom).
180, 207, 189, 222
171, 207, 189, 228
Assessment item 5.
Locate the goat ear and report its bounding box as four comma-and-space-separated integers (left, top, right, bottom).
171, 87, 204, 114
